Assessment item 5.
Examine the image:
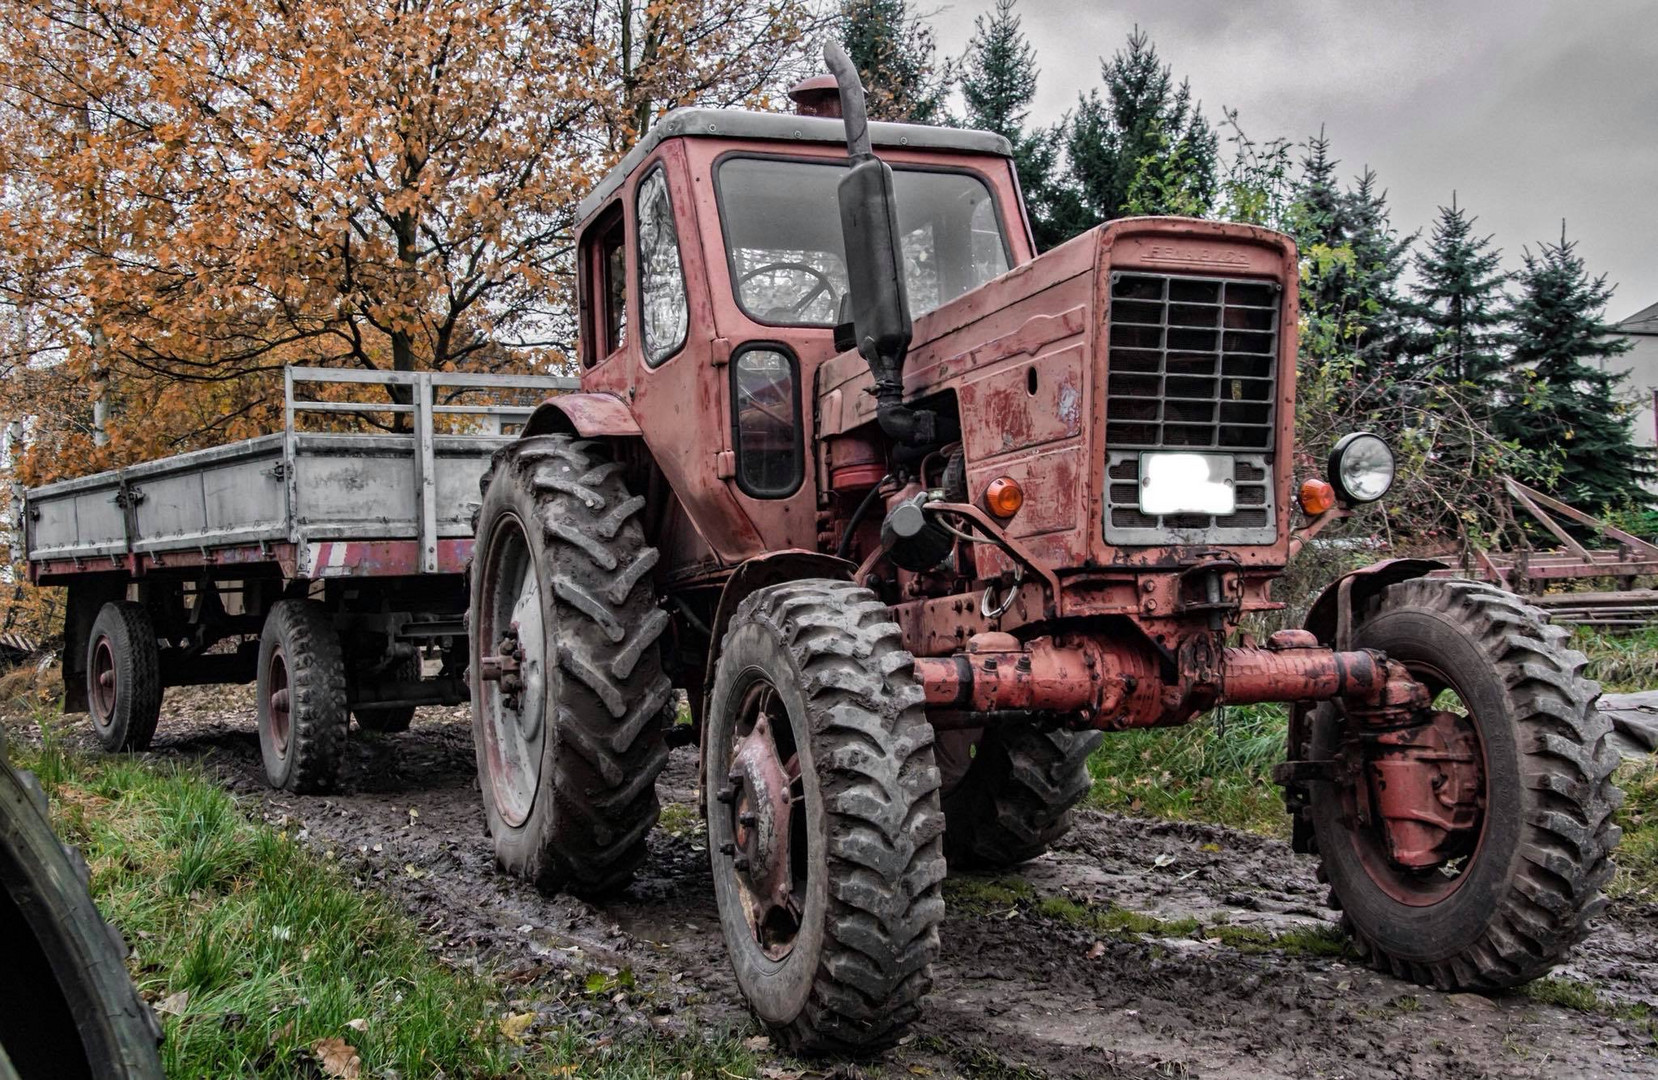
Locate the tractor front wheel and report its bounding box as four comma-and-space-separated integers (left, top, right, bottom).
706, 581, 945, 1056
1307, 578, 1621, 990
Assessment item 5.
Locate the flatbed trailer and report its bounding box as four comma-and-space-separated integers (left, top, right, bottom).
23, 366, 574, 791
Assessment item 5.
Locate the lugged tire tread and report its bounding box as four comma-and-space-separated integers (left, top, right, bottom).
1318, 578, 1620, 991
941, 724, 1103, 869
732, 581, 946, 1056
475, 435, 668, 898
262, 599, 350, 794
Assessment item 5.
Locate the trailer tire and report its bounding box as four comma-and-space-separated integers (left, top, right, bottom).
354, 656, 420, 734
471, 435, 670, 898
257, 600, 349, 794
0, 726, 165, 1079
1307, 579, 1621, 991
85, 603, 162, 753
706, 581, 945, 1056
941, 726, 1102, 869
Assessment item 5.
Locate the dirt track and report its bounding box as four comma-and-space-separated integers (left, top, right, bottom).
49, 686, 1658, 1079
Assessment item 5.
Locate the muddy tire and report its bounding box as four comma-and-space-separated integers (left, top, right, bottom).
706, 580, 945, 1056
257, 599, 349, 794
85, 602, 162, 753
470, 435, 670, 898
941, 726, 1103, 869
354, 655, 419, 734
0, 728, 164, 1079
1307, 578, 1621, 991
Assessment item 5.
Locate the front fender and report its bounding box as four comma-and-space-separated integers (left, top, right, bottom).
522, 393, 640, 438
1303, 558, 1447, 647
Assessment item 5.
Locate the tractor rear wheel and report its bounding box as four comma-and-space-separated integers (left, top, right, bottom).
1307, 578, 1621, 991
0, 727, 163, 1079
85, 602, 162, 753
705, 581, 945, 1056
470, 435, 671, 898
257, 600, 349, 794
941, 726, 1102, 869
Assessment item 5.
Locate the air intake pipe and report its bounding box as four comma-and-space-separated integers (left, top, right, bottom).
822, 41, 935, 446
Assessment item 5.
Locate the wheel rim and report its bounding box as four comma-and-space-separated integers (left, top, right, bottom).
89, 637, 117, 727
715, 675, 808, 961
1341, 661, 1490, 907
266, 646, 291, 757
477, 513, 546, 829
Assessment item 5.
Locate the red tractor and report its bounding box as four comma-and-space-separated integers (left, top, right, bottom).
467, 46, 1621, 1054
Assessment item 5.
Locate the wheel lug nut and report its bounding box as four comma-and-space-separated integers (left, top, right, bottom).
716, 785, 738, 804
733, 856, 750, 872
739, 812, 756, 827
719, 842, 735, 856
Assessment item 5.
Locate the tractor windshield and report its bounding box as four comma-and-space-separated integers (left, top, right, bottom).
716, 156, 1011, 327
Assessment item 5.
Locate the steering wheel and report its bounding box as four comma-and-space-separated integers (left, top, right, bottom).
738, 261, 838, 319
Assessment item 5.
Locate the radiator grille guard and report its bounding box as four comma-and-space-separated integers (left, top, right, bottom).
1103, 271, 1280, 545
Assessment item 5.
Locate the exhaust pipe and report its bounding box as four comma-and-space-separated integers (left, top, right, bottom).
822, 41, 934, 446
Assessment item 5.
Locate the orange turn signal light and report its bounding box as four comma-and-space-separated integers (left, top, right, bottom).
984, 477, 1024, 518
1299, 478, 1337, 516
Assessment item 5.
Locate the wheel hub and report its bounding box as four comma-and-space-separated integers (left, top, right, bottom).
718, 685, 805, 960
267, 647, 291, 755
90, 637, 117, 723
477, 515, 546, 829
1368, 710, 1484, 868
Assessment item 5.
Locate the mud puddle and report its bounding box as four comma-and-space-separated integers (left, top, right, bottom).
44, 686, 1658, 1079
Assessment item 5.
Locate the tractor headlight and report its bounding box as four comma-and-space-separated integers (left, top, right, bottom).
1328, 432, 1395, 504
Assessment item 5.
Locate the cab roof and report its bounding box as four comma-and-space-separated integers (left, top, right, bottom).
575, 107, 1014, 223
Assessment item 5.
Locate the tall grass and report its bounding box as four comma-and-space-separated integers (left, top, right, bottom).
10, 715, 758, 1078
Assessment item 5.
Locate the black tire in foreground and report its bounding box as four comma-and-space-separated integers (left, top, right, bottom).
0, 728, 163, 1080
941, 726, 1103, 869
257, 599, 349, 793
353, 655, 420, 734
1307, 578, 1621, 990
470, 435, 671, 898
85, 602, 162, 753
706, 580, 946, 1056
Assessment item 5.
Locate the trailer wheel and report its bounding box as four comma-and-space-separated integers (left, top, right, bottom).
1307, 579, 1621, 991
354, 656, 419, 734
706, 581, 945, 1056
85, 603, 162, 753
0, 727, 164, 1079
257, 600, 349, 794
941, 726, 1103, 869
470, 435, 671, 897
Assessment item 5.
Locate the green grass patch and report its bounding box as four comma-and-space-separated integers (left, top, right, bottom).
10, 718, 757, 1079
1571, 625, 1658, 694
943, 874, 1035, 913
1033, 895, 1201, 938
1084, 703, 1290, 836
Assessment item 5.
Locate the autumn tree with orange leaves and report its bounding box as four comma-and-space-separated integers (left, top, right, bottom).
0, 0, 824, 487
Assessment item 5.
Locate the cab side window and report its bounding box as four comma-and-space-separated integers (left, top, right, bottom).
597, 208, 628, 358
731, 345, 803, 497
636, 166, 688, 365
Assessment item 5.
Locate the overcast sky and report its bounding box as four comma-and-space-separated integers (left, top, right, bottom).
930, 0, 1658, 322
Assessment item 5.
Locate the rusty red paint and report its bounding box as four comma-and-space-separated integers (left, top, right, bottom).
524, 391, 641, 438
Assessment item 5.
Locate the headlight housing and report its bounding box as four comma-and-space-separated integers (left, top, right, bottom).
1328, 432, 1395, 504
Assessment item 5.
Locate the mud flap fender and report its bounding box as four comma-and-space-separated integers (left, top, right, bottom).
521, 393, 640, 438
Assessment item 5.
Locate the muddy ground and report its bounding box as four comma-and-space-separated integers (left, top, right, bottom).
36, 686, 1658, 1079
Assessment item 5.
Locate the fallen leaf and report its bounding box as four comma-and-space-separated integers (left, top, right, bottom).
313, 1036, 361, 1079
269, 1020, 294, 1048
499, 1011, 536, 1042
402, 863, 426, 879
1200, 842, 1221, 853
548, 1067, 578, 1077
909, 1067, 932, 1075
1151, 852, 1176, 868
155, 990, 189, 1017
743, 1034, 772, 1052
1086, 941, 1107, 960
344, 1018, 369, 1032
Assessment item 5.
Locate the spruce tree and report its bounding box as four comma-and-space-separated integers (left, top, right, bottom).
1407, 194, 1509, 386
1495, 228, 1654, 512
840, 0, 949, 123
958, 0, 1065, 249
1342, 168, 1414, 370
1059, 27, 1217, 230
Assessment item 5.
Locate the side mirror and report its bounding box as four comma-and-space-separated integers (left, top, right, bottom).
837, 157, 911, 368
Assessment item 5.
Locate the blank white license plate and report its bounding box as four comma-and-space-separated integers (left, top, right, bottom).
1138, 452, 1236, 516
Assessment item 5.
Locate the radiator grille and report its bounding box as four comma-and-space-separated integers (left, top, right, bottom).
1104, 272, 1281, 544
